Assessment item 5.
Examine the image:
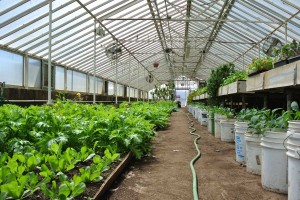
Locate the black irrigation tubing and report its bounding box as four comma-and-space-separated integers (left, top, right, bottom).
187, 113, 201, 200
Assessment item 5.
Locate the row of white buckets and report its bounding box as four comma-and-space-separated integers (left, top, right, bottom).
237, 121, 300, 199
286, 121, 300, 199
189, 107, 300, 198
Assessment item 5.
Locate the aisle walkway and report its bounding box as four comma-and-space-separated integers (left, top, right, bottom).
106, 108, 287, 200
106, 109, 195, 200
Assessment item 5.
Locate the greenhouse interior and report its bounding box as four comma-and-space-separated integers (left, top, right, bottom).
1, 0, 300, 199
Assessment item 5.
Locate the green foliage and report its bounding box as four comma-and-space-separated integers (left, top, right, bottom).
151, 83, 175, 101
221, 70, 247, 86
247, 57, 274, 74
0, 101, 173, 199
206, 63, 235, 105
247, 108, 300, 135
213, 106, 234, 118
187, 87, 207, 104
273, 40, 300, 61
236, 108, 258, 122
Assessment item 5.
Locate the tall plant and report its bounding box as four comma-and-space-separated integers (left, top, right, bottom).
206, 63, 235, 105
151, 83, 175, 101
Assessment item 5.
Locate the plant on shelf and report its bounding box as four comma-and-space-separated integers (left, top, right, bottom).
206, 63, 235, 105
273, 40, 300, 61
221, 70, 247, 86
187, 86, 207, 104
247, 57, 274, 75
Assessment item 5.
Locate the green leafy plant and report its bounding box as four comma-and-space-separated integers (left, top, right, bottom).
207, 63, 235, 105
273, 40, 300, 61
221, 70, 247, 86
187, 86, 207, 104
151, 83, 175, 101
247, 57, 274, 74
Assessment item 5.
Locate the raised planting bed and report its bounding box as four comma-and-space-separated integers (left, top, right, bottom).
217, 85, 228, 96
264, 61, 297, 89
288, 55, 300, 64
246, 72, 265, 92
93, 152, 133, 199
273, 59, 288, 68
227, 80, 247, 95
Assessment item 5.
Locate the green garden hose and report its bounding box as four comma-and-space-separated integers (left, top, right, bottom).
187, 114, 201, 200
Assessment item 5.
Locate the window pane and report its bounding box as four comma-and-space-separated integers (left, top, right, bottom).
130, 88, 135, 98
73, 71, 86, 92
55, 66, 65, 90
108, 81, 115, 96
117, 84, 124, 96
28, 57, 41, 88
97, 78, 103, 94
0, 50, 23, 86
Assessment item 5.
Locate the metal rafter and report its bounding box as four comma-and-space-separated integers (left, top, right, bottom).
75, 0, 161, 86
183, 0, 191, 63
194, 0, 235, 73
147, 0, 174, 80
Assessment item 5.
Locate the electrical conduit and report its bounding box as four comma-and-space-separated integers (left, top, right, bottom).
187, 114, 201, 200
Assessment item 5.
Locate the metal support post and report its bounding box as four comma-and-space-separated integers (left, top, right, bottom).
242, 95, 246, 109
128, 56, 131, 103
148, 82, 150, 102
115, 59, 118, 104
242, 54, 245, 70
47, 0, 52, 105
137, 63, 139, 101
258, 43, 261, 59
93, 20, 96, 104
263, 95, 268, 108
24, 54, 28, 89
287, 93, 292, 111
143, 68, 145, 102
285, 23, 288, 44
64, 67, 67, 91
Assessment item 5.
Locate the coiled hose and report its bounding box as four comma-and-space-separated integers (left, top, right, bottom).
187, 114, 201, 200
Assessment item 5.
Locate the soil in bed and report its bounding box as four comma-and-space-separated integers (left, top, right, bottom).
26, 155, 125, 200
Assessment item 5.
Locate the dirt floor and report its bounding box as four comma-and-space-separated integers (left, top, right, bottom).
104, 108, 287, 200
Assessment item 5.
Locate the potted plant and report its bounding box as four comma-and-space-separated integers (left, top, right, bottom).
247, 57, 274, 76
221, 70, 248, 87
207, 63, 235, 105
244, 108, 270, 175
234, 108, 257, 164
261, 108, 296, 194
273, 40, 300, 67
217, 107, 236, 142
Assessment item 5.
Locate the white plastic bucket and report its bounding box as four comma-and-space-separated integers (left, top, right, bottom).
234, 121, 248, 163
195, 108, 200, 119
235, 121, 248, 133
261, 130, 288, 194
245, 133, 262, 175
197, 109, 202, 123
200, 111, 208, 126
220, 119, 236, 142
214, 119, 221, 138
286, 120, 300, 200
208, 113, 212, 133
214, 114, 226, 139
